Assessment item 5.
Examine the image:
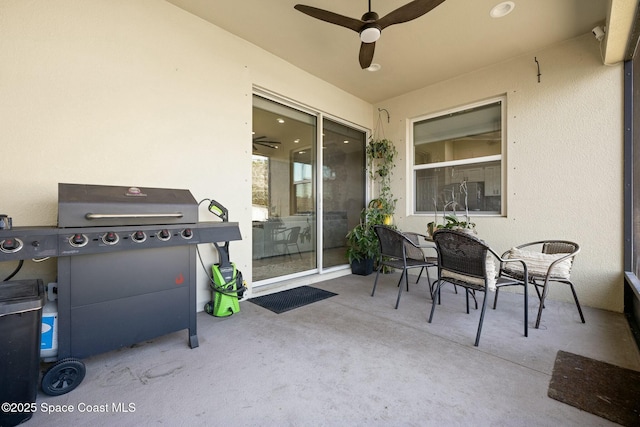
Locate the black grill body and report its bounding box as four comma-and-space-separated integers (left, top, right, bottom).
1, 183, 241, 360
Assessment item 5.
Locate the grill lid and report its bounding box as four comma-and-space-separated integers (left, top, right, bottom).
58, 183, 199, 228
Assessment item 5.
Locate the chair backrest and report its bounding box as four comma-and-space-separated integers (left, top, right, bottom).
403, 231, 430, 261
542, 241, 579, 256
287, 226, 301, 243
433, 229, 489, 279
373, 225, 410, 260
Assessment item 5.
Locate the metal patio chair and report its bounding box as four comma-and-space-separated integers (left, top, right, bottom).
403, 231, 438, 292
371, 225, 436, 309
495, 240, 583, 329
429, 229, 529, 346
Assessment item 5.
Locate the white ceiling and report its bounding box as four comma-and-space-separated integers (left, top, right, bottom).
165, 0, 635, 104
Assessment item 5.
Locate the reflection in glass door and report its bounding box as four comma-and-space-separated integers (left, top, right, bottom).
322, 119, 366, 269
252, 96, 317, 282
251, 95, 366, 284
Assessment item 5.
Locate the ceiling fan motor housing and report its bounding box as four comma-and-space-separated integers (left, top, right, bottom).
360, 10, 381, 43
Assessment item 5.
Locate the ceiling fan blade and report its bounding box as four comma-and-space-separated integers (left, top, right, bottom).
359, 42, 376, 69
378, 0, 446, 30
255, 141, 278, 149
294, 4, 363, 33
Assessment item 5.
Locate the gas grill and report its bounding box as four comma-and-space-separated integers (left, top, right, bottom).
55, 183, 240, 358
0, 183, 241, 394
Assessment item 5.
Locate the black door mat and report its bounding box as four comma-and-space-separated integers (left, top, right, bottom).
248, 286, 337, 314
548, 350, 640, 426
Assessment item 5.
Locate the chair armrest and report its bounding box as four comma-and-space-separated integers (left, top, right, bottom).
502, 246, 574, 279
490, 248, 528, 279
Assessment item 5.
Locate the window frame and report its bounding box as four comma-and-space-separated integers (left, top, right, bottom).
409, 96, 506, 216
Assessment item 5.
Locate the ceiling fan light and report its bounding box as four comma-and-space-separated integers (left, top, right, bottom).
367, 63, 382, 72
360, 26, 381, 43
490, 1, 515, 18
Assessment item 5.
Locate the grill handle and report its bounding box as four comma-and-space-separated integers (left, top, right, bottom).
85, 213, 184, 220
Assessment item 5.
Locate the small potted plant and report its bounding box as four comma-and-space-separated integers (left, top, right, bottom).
427, 181, 477, 237
346, 206, 382, 275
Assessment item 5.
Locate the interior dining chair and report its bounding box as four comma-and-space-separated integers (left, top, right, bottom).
494, 240, 583, 329
428, 229, 529, 346
371, 225, 436, 309
272, 226, 302, 260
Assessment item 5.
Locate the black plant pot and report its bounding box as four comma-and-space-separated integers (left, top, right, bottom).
351, 258, 374, 276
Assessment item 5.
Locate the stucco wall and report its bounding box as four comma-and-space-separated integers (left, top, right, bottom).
1, 1, 624, 313
378, 34, 623, 312
0, 0, 372, 306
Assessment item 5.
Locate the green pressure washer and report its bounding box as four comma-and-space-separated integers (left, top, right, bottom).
204, 199, 246, 317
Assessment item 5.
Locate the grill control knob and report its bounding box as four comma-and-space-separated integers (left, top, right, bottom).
181, 228, 193, 239
157, 229, 171, 241
102, 231, 119, 245
0, 238, 23, 253
69, 233, 88, 248
132, 231, 147, 243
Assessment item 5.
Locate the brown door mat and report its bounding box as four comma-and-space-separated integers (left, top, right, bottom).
548, 350, 640, 426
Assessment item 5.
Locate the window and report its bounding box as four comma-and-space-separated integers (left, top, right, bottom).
411, 98, 504, 215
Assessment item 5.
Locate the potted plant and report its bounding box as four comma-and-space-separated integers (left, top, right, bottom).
366, 138, 397, 223
427, 181, 477, 237
346, 132, 399, 275
346, 208, 379, 275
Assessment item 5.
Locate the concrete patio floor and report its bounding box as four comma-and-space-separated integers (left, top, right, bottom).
26, 272, 640, 426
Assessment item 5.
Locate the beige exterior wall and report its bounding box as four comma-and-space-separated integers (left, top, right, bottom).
0, 0, 372, 307
1, 1, 625, 313
379, 34, 623, 312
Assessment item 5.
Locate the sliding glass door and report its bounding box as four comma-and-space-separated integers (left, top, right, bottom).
252, 94, 366, 284
322, 118, 366, 269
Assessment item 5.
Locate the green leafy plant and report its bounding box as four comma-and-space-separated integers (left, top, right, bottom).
346, 208, 379, 263
427, 180, 477, 237
347, 125, 399, 267
428, 214, 476, 237
346, 199, 398, 266
366, 138, 397, 217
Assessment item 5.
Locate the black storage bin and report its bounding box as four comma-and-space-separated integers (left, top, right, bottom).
0, 279, 44, 427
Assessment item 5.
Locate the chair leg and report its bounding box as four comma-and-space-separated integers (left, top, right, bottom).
567, 280, 585, 323
416, 267, 424, 284
371, 269, 382, 297
473, 291, 489, 346
465, 289, 470, 314
396, 270, 406, 288
428, 280, 443, 322
523, 281, 528, 337
532, 280, 544, 305
395, 268, 409, 309
535, 279, 551, 328
492, 287, 500, 309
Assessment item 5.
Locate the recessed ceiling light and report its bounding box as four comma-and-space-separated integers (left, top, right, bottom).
490, 1, 514, 18
277, 118, 285, 124
343, 140, 349, 144
294, 139, 300, 143
367, 63, 381, 72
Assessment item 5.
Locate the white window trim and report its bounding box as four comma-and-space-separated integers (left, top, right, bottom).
406, 96, 506, 217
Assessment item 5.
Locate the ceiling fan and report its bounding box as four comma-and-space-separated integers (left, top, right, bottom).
253, 135, 279, 151
294, 0, 446, 69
